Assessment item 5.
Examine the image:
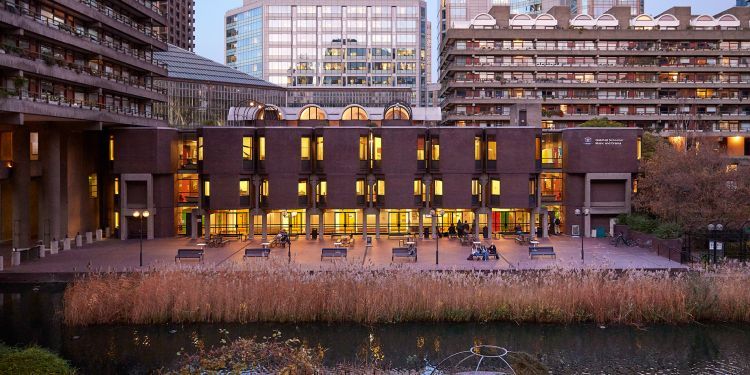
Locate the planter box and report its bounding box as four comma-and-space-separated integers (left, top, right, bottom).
618, 224, 683, 263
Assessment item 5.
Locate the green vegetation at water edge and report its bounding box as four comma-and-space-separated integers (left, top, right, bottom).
0, 343, 75, 375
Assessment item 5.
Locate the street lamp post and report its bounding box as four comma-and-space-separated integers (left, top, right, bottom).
283, 210, 296, 264
707, 223, 724, 264
574, 208, 590, 262
430, 209, 444, 265
132, 210, 150, 267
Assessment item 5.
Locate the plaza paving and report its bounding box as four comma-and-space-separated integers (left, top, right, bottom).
0, 234, 687, 275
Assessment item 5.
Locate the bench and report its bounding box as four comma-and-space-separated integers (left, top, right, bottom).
392, 247, 417, 262
175, 249, 204, 263
243, 248, 270, 259
529, 246, 556, 259
321, 248, 347, 261
515, 234, 530, 245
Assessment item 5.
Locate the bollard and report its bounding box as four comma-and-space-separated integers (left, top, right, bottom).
11, 250, 20, 267
50, 240, 59, 255
63, 238, 71, 251
75, 234, 83, 248
85, 232, 93, 244
39, 246, 45, 258
96, 229, 103, 241
105, 227, 110, 238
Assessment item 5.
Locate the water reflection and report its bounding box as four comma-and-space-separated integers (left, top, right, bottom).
1, 284, 749, 374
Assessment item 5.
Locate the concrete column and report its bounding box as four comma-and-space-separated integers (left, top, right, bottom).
474, 214, 480, 237
190, 208, 198, 239
248, 213, 254, 240
530, 209, 538, 240
487, 212, 493, 239
318, 213, 324, 241
305, 211, 311, 240
375, 211, 381, 239
261, 212, 268, 241
12, 126, 30, 249
362, 211, 368, 240
418, 213, 424, 239
204, 211, 211, 241
431, 215, 437, 240
585, 214, 592, 238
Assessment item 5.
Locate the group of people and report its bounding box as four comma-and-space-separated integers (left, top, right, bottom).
448, 220, 473, 238
468, 243, 498, 261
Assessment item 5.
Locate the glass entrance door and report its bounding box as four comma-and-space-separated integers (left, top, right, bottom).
334, 211, 357, 234
387, 211, 409, 235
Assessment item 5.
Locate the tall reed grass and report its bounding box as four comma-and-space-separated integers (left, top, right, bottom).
63, 263, 750, 326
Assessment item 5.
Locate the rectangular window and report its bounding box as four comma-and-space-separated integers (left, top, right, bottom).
535, 137, 541, 161
529, 179, 537, 195
88, 173, 98, 198
298, 181, 307, 196
474, 136, 482, 161
431, 139, 440, 161
317, 181, 327, 197
434, 179, 443, 196
198, 136, 204, 161
114, 177, 119, 195
637, 137, 642, 160
239, 180, 250, 196
108, 135, 114, 161
376, 180, 385, 195
359, 136, 368, 160
356, 179, 365, 196
417, 136, 425, 160
488, 138, 497, 161
30, 132, 38, 161
301, 137, 311, 160
316, 137, 324, 161
373, 136, 382, 161
472, 179, 482, 196
203, 180, 210, 197
491, 179, 501, 195
114, 211, 119, 229
243, 136, 253, 160
0, 132, 12, 161
259, 137, 266, 160
261, 179, 269, 197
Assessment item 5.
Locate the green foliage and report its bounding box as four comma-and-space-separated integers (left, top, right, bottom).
618, 213, 682, 239
640, 132, 666, 161
653, 222, 682, 239
579, 117, 626, 128
0, 343, 75, 374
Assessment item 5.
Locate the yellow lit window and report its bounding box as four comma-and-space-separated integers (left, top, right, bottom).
318, 181, 327, 196
30, 132, 38, 161
488, 140, 497, 161
474, 137, 481, 161
301, 137, 311, 160
373, 136, 382, 161
535, 137, 541, 161
434, 180, 443, 196
204, 181, 211, 197
413, 180, 423, 196
359, 136, 368, 160
243, 136, 252, 160
417, 136, 425, 161
298, 181, 307, 196
114, 211, 119, 228
491, 180, 501, 195
239, 180, 250, 196
637, 137, 642, 160
259, 137, 266, 160
108, 135, 114, 161
472, 179, 482, 195
198, 136, 204, 161
114, 177, 119, 195
316, 137, 324, 161
529, 179, 536, 195
88, 173, 98, 198
356, 180, 365, 195
376, 180, 385, 195
261, 180, 269, 197
431, 142, 440, 161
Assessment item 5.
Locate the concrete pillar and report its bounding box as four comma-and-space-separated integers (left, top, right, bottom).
12, 126, 31, 249
248, 213, 254, 240
362, 211, 368, 240
42, 128, 63, 244
431, 215, 437, 240
542, 211, 549, 239
530, 209, 538, 239
474, 214, 480, 237
375, 211, 381, 239
261, 212, 268, 241
418, 213, 424, 239
190, 208, 199, 239
305, 211, 311, 240
204, 211, 211, 241
487, 212, 493, 239
318, 213, 324, 241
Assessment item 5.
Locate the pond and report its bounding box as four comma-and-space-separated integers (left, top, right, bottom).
1, 283, 749, 374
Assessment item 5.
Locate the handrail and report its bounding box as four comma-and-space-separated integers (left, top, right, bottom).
78, 0, 166, 43
0, 89, 165, 120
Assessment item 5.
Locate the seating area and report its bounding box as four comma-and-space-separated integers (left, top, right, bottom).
529, 246, 556, 259
392, 247, 417, 262
243, 248, 270, 260
175, 249, 204, 263
321, 248, 347, 261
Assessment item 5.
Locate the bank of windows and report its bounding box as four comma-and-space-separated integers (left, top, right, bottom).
373, 180, 385, 205
301, 137, 311, 161
471, 179, 482, 205
298, 180, 308, 205
433, 179, 443, 205
430, 137, 440, 169
177, 174, 199, 204
490, 179, 501, 205
541, 173, 563, 202
356, 179, 366, 205
88, 173, 98, 199
239, 179, 251, 206
242, 136, 252, 167
417, 135, 426, 169
414, 180, 427, 205
316, 180, 327, 205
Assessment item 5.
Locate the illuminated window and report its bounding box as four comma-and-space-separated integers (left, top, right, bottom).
114, 177, 119, 195
535, 137, 541, 161
108, 135, 114, 161
0, 132, 12, 161
301, 137, 311, 160
356, 179, 365, 196
259, 137, 266, 160
414, 179, 426, 201
342, 106, 368, 120
417, 136, 425, 161
198, 136, 204, 161
298, 180, 307, 196
300, 105, 327, 120
359, 136, 368, 160
529, 179, 537, 195
29, 132, 39, 161
373, 136, 382, 161
239, 180, 250, 196
384, 104, 410, 120
114, 211, 119, 229
243, 136, 253, 160
316, 137, 324, 161
88, 173, 98, 198
317, 180, 327, 198
434, 179, 443, 196
487, 137, 497, 161
472, 179, 482, 200
491, 179, 501, 195
637, 137, 642, 160
260, 179, 269, 197
474, 137, 482, 161
203, 180, 210, 197
431, 138, 440, 161
376, 179, 385, 195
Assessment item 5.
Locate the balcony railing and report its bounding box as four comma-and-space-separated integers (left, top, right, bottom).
0, 89, 164, 120
78, 0, 166, 43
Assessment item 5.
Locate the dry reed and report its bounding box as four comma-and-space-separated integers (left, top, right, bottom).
62, 262, 750, 326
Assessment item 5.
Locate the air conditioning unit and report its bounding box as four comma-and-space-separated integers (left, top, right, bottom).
571, 225, 580, 237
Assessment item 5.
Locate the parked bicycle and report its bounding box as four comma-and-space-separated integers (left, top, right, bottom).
610, 233, 637, 247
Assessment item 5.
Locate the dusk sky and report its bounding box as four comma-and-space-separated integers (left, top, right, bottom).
195, 0, 737, 81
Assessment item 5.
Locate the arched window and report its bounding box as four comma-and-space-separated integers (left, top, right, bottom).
384, 104, 411, 120
342, 105, 369, 120
299, 105, 327, 120
257, 106, 283, 121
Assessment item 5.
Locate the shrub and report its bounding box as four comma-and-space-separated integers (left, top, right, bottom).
618, 213, 657, 233
0, 343, 75, 374
653, 222, 682, 239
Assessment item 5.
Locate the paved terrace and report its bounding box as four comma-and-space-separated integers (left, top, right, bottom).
0, 235, 686, 275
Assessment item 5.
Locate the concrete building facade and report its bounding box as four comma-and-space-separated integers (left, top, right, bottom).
225, 0, 432, 106
159, 0, 195, 51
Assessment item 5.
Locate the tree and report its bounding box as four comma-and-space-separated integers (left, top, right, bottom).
579, 117, 626, 127
634, 143, 750, 232
640, 132, 667, 161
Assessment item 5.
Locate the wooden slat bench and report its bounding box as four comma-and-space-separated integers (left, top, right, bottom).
243, 248, 270, 259
321, 248, 347, 261
529, 246, 556, 259
392, 247, 417, 262
175, 249, 204, 263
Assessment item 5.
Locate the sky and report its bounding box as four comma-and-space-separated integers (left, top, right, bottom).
195, 0, 737, 82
